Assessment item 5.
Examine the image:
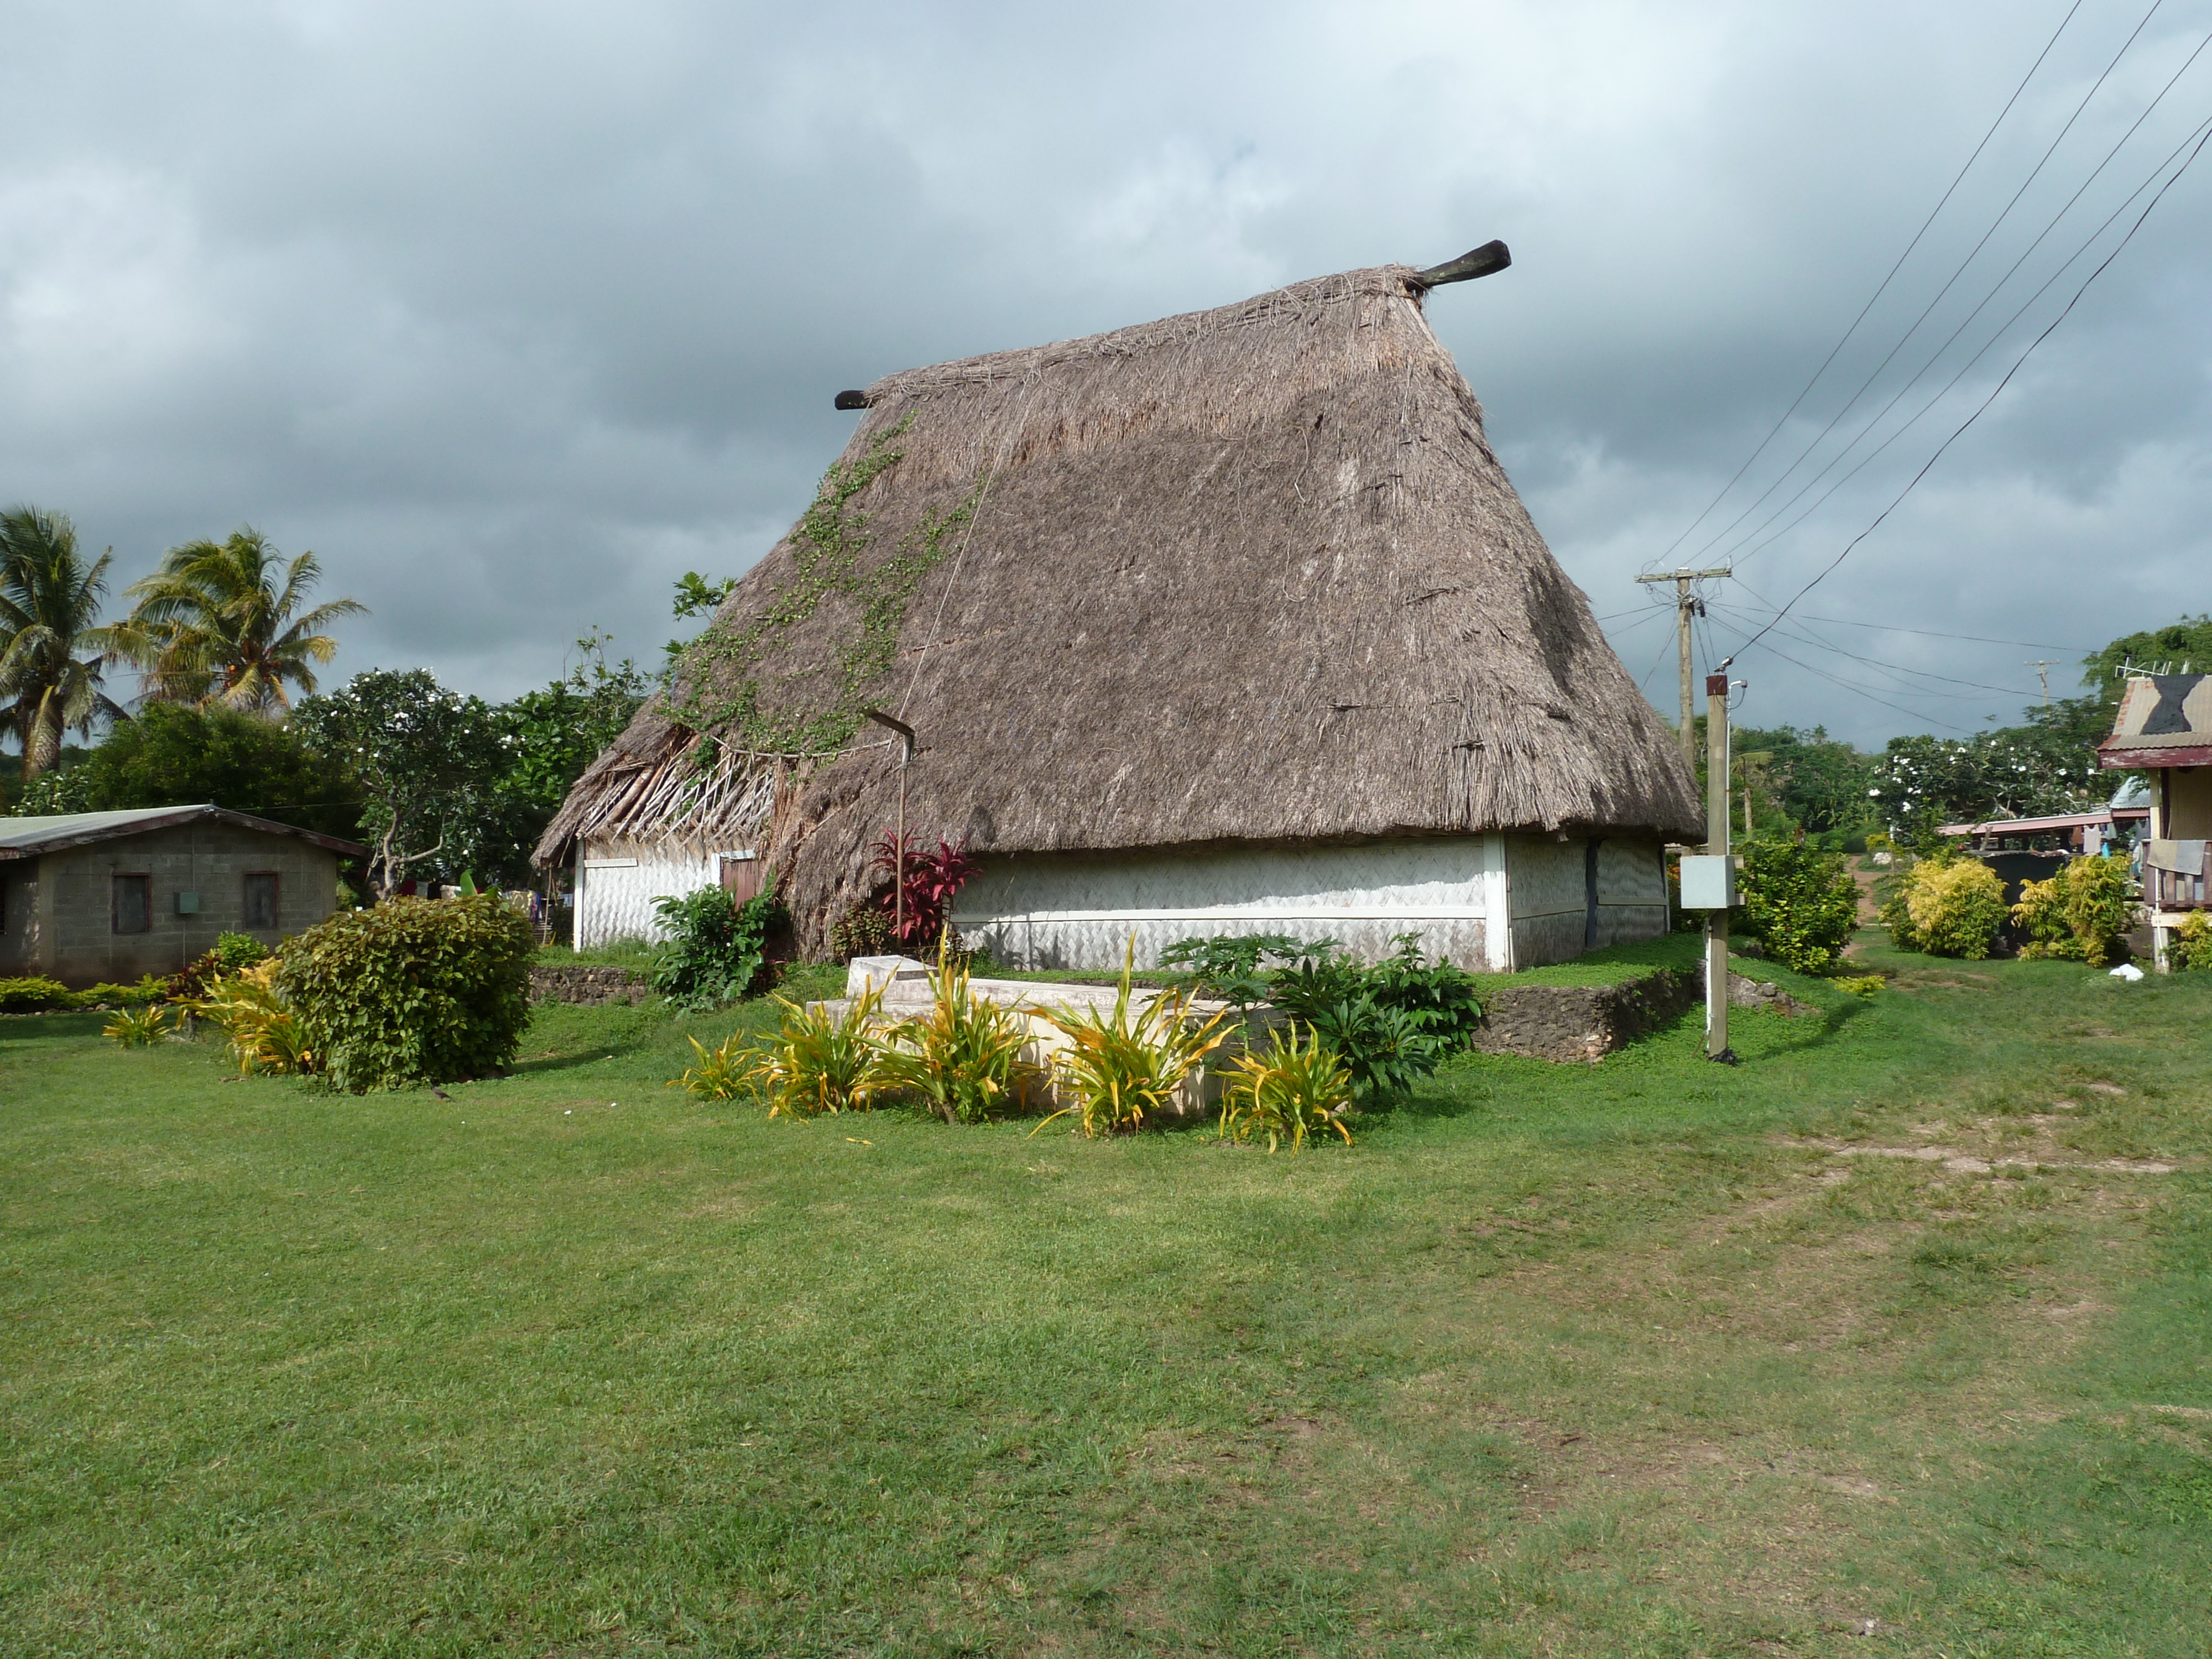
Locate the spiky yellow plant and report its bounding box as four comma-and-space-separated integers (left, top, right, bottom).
1033, 940, 1229, 1138
1219, 1024, 1355, 1153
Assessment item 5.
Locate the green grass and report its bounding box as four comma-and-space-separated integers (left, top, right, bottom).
4, 934, 2210, 1655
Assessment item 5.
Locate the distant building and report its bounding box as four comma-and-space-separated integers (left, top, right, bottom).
0, 806, 366, 987
2098, 674, 2211, 968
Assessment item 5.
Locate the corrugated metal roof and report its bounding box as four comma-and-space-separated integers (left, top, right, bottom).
0, 804, 367, 859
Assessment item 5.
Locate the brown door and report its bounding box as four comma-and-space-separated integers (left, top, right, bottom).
720, 855, 762, 903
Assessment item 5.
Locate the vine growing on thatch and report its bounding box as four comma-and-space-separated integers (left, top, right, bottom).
670, 415, 982, 758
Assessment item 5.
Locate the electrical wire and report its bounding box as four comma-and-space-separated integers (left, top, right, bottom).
1650, 0, 2086, 567
1734, 115, 2212, 659
1702, 611, 1979, 734
1745, 611, 2094, 653
1683, 1, 2167, 568
1708, 598, 2036, 701
1717, 33, 2212, 568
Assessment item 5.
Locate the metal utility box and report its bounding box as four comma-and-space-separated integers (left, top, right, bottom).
174, 891, 201, 915
1678, 854, 1736, 911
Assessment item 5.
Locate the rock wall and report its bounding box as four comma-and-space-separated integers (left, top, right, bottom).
1472, 968, 1700, 1063
530, 964, 649, 1005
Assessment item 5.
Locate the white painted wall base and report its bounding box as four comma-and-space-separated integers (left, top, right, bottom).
950, 834, 1669, 973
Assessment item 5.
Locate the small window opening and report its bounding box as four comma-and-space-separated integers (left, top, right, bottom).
113, 874, 151, 935
243, 872, 280, 931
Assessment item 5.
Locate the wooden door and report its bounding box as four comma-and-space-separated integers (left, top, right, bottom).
719, 855, 762, 903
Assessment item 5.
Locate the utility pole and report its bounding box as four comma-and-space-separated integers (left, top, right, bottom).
1705, 669, 1734, 1064
1636, 567, 1732, 763
2027, 660, 2054, 705
1677, 666, 1739, 1065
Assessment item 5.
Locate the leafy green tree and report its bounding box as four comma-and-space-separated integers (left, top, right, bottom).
0, 505, 127, 780
1732, 725, 1878, 836
113, 528, 366, 713
295, 670, 509, 896
476, 630, 649, 885
2082, 614, 2212, 701
77, 702, 362, 841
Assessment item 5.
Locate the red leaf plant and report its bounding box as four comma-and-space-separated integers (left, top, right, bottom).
868, 832, 980, 950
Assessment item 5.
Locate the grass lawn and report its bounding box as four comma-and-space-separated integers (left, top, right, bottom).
4, 936, 2209, 1656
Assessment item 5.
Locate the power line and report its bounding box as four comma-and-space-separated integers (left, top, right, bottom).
1708, 598, 2038, 700
1718, 25, 2212, 568
1759, 611, 2096, 652
1735, 116, 2212, 658
1703, 611, 1979, 735
1683, 1, 2164, 571
1715, 110, 2212, 572
1650, 0, 2086, 567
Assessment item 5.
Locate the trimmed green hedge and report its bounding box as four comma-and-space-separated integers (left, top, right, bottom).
277, 895, 534, 1092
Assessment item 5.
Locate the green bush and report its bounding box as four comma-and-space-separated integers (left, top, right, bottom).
1736, 838, 1861, 973
651, 884, 783, 1008
0, 976, 74, 1013
275, 894, 534, 1092
212, 930, 271, 972
1904, 858, 2007, 960
1880, 886, 1919, 951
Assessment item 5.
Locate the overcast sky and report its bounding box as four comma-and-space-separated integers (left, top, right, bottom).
6, 0, 2209, 748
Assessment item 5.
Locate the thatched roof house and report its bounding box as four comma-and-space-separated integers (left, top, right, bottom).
538, 258, 1701, 969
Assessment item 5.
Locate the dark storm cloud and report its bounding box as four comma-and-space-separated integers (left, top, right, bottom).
3, 1, 2208, 746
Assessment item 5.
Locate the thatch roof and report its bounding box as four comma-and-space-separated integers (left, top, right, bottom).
538, 263, 1702, 948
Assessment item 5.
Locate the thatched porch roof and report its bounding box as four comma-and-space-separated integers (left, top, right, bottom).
538, 263, 1702, 945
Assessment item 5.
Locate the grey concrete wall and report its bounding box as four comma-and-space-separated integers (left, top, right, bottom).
0, 861, 41, 975
29, 823, 342, 987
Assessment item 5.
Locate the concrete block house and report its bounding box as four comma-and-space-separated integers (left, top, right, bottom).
538, 253, 1702, 970
0, 806, 365, 987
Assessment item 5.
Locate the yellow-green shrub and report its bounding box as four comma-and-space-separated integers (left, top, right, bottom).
731, 984, 892, 1115
0, 976, 74, 1013
1903, 858, 2007, 959
187, 961, 316, 1076
874, 946, 1041, 1124
2011, 854, 2137, 966
2173, 911, 2212, 972
103, 1004, 173, 1047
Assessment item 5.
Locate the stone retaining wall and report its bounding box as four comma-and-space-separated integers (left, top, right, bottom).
1472, 969, 1699, 1062
530, 964, 649, 1005
1470, 966, 1805, 1063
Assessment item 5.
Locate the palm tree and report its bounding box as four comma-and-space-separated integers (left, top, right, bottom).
0, 505, 127, 781
115, 528, 367, 713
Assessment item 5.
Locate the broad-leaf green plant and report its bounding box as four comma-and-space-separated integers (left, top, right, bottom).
275, 894, 534, 1092
651, 883, 782, 1008
1736, 838, 1860, 974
